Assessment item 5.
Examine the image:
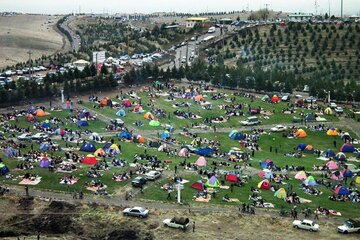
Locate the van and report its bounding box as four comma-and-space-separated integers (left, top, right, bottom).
240, 116, 260, 126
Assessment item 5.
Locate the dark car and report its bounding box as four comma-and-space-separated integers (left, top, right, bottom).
131, 176, 147, 187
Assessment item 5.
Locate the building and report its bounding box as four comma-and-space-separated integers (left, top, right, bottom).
185, 17, 209, 28
219, 18, 233, 25
288, 13, 313, 22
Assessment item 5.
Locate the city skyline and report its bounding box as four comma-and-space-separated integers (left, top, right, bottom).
1, 0, 360, 16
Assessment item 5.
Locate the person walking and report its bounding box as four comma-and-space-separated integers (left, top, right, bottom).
192, 221, 196, 232
174, 165, 177, 174
314, 211, 319, 220
25, 185, 29, 196
167, 189, 172, 200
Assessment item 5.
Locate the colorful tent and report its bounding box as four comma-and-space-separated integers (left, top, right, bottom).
149, 120, 160, 127
41, 120, 51, 129
340, 143, 355, 153
342, 169, 353, 178
77, 120, 89, 127
335, 152, 347, 162
116, 109, 126, 117
271, 95, 279, 103
133, 105, 144, 113
80, 142, 96, 152
334, 186, 350, 196
94, 148, 106, 157
4, 147, 19, 158
274, 188, 287, 199
35, 109, 46, 117
295, 171, 307, 180
119, 130, 132, 140
356, 176, 360, 184
137, 135, 146, 144
262, 95, 270, 102
296, 143, 307, 151
326, 160, 338, 170
303, 145, 314, 154
107, 144, 121, 155
195, 156, 207, 167
321, 149, 335, 158
194, 95, 204, 102
100, 97, 111, 107
327, 128, 338, 136
324, 107, 333, 115
26, 114, 34, 122
295, 129, 307, 138
178, 148, 189, 157
205, 176, 220, 188
257, 179, 271, 190
258, 169, 273, 179
122, 99, 131, 107
196, 147, 215, 157
55, 128, 65, 136
160, 130, 171, 140
39, 157, 51, 168
303, 176, 317, 186
82, 154, 97, 164
191, 181, 204, 191
79, 109, 91, 118
226, 174, 238, 183
261, 159, 273, 169
144, 112, 155, 120
331, 171, 343, 181
40, 143, 50, 151
0, 163, 10, 175
229, 130, 245, 140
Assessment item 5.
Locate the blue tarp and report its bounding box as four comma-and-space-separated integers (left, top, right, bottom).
77, 120, 89, 127
196, 147, 215, 156
297, 143, 307, 151
322, 149, 335, 158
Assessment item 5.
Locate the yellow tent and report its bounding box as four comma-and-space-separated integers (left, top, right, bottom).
94, 148, 106, 157
356, 176, 360, 184
327, 128, 338, 136
324, 107, 333, 115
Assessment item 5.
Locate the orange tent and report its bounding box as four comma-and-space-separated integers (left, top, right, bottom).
36, 109, 45, 117
138, 136, 146, 144
26, 114, 34, 122
144, 112, 155, 120
194, 95, 204, 102
100, 97, 109, 106
271, 95, 279, 103
295, 129, 307, 138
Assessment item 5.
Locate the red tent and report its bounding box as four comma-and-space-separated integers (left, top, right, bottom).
191, 181, 204, 191
226, 174, 238, 183
82, 154, 97, 164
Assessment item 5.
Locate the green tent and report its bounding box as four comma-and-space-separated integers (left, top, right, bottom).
149, 120, 161, 127
205, 176, 220, 188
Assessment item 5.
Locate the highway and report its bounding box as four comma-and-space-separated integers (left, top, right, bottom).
60, 15, 81, 52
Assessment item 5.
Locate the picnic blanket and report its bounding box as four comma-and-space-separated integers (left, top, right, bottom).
228, 198, 240, 202
299, 198, 312, 204
19, 177, 42, 185
86, 185, 107, 192
219, 185, 230, 189
317, 157, 330, 161
195, 195, 212, 202
315, 210, 341, 216
211, 119, 227, 124
179, 179, 189, 184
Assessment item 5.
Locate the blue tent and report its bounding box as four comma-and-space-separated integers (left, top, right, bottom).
116, 109, 126, 117
102, 143, 112, 151
41, 122, 51, 129
196, 147, 215, 157
160, 131, 171, 140
77, 120, 89, 127
4, 147, 18, 158
335, 186, 350, 196
261, 160, 274, 169
297, 143, 307, 151
0, 163, 9, 175
80, 142, 96, 152
340, 144, 355, 153
322, 149, 335, 158
27, 106, 36, 114
343, 169, 353, 178
229, 130, 245, 140
40, 143, 50, 151
119, 131, 132, 140
79, 109, 91, 118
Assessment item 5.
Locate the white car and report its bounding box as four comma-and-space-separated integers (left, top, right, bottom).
270, 125, 287, 132
334, 107, 343, 113
17, 133, 33, 141
123, 207, 149, 218
144, 171, 162, 180
31, 133, 48, 140
240, 116, 260, 126
329, 102, 337, 108
163, 217, 190, 230
293, 219, 319, 232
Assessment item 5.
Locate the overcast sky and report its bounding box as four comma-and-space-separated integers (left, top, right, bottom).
1, 0, 359, 16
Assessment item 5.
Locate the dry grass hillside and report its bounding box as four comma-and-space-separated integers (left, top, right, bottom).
0, 14, 68, 69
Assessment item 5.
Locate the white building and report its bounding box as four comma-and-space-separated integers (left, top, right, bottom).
288, 13, 313, 22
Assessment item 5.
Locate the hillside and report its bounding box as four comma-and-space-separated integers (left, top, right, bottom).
215, 22, 360, 84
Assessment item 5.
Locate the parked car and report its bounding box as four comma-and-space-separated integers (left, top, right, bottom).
270, 125, 287, 132
123, 207, 149, 218
305, 96, 317, 103
144, 171, 162, 180
281, 95, 290, 102
329, 102, 337, 108
163, 217, 190, 230
240, 116, 260, 126
17, 133, 33, 141
293, 219, 319, 232
337, 219, 360, 234
131, 176, 147, 187
31, 133, 48, 140
334, 107, 344, 113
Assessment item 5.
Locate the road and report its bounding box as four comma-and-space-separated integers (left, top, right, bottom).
60, 15, 80, 52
